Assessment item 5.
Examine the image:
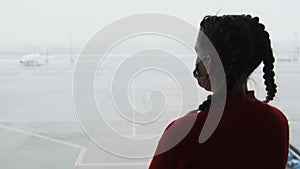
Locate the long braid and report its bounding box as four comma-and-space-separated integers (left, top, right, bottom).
251, 17, 277, 102
198, 99, 211, 111
262, 46, 277, 103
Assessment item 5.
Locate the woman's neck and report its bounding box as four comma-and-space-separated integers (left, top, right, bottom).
231, 80, 248, 93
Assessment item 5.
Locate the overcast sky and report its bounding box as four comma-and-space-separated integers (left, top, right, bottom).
0, 0, 299, 52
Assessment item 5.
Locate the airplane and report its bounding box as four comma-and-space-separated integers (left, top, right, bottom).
19, 53, 48, 66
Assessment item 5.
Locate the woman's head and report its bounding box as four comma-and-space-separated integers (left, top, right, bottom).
194, 14, 277, 110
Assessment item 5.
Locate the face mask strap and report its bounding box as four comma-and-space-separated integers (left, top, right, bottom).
194, 55, 211, 78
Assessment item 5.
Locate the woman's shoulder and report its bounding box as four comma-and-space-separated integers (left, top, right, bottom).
247, 97, 289, 128
263, 103, 289, 123
164, 109, 208, 132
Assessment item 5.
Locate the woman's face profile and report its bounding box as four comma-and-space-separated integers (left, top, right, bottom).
194, 50, 212, 91
194, 39, 211, 78
194, 33, 212, 76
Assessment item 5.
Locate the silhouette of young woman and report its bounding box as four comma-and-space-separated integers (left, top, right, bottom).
149, 14, 289, 169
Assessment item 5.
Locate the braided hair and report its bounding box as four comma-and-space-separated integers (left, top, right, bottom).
197, 15, 277, 111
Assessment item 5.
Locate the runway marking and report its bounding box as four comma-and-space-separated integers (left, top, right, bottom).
0, 124, 150, 167
75, 147, 87, 166
0, 124, 84, 149
78, 162, 149, 166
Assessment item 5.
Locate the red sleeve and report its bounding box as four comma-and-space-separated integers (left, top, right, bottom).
259, 105, 290, 169
149, 113, 204, 169
270, 106, 290, 168
148, 121, 177, 169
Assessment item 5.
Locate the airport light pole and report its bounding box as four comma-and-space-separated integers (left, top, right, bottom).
69, 33, 73, 63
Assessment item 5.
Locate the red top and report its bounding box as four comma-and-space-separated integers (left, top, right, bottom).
149, 91, 289, 169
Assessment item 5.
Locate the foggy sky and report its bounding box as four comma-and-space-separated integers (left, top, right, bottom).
0, 0, 299, 52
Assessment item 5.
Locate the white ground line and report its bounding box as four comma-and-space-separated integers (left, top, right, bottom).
0, 124, 86, 166
0, 124, 85, 149
75, 147, 87, 166
77, 162, 149, 166
0, 124, 150, 167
